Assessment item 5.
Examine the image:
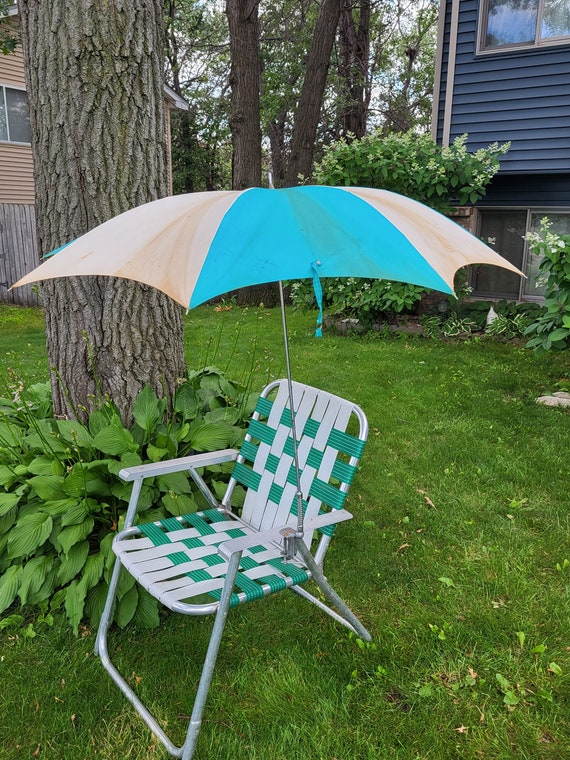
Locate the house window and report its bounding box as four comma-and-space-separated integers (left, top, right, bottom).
472, 208, 570, 300
0, 85, 31, 144
479, 0, 570, 51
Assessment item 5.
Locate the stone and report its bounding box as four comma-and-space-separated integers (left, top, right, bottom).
536, 395, 570, 407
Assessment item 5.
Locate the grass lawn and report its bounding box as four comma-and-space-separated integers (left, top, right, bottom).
1, 302, 569, 760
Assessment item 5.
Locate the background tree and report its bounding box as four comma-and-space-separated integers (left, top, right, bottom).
165, 1, 232, 192
337, 0, 372, 141
19, 0, 186, 423
226, 0, 262, 190
283, 0, 342, 186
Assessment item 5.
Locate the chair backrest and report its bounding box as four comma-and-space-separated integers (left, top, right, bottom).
222, 379, 368, 549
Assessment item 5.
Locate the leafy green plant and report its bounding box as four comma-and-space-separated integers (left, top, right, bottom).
289, 277, 426, 326
485, 313, 533, 340
0, 368, 256, 633
524, 219, 570, 351
440, 316, 478, 337
314, 132, 509, 214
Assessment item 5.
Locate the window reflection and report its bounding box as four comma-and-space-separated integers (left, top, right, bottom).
485, 0, 538, 47
482, 0, 570, 49
0, 86, 31, 144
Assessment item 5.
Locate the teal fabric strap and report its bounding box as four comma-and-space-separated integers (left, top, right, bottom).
311, 260, 323, 337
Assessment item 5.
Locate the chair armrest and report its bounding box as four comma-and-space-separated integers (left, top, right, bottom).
119, 449, 239, 482
218, 509, 353, 560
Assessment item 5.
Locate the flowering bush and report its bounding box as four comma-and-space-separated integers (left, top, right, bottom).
524, 219, 570, 351
289, 277, 425, 325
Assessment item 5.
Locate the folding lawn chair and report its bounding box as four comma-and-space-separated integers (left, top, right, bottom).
95, 379, 371, 759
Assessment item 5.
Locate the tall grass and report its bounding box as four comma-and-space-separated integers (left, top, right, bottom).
1, 303, 569, 759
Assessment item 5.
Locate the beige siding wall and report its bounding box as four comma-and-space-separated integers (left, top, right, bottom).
0, 143, 35, 204
1, 29, 35, 204
0, 25, 26, 87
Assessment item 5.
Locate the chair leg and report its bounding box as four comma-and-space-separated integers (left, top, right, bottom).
94, 551, 243, 760
181, 550, 242, 760
294, 540, 372, 643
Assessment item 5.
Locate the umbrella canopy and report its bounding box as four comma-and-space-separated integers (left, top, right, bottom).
12, 185, 522, 307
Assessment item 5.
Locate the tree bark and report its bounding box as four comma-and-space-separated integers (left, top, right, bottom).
338, 0, 371, 140
226, 0, 262, 190
19, 0, 186, 424
284, 0, 342, 186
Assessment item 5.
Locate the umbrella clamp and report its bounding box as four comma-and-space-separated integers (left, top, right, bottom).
280, 526, 297, 560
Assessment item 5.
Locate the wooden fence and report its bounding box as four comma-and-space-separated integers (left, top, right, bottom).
0, 203, 41, 307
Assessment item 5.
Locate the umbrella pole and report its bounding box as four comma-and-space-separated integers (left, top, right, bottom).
278, 281, 305, 549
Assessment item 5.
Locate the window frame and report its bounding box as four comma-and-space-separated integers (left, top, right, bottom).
477, 0, 570, 54
0, 83, 31, 145
472, 206, 570, 301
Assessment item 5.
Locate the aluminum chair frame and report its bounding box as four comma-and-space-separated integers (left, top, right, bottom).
94, 379, 371, 759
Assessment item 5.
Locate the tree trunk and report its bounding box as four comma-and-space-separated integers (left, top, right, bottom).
226, 0, 271, 305
284, 0, 342, 186
19, 0, 186, 424
338, 0, 371, 140
226, 0, 262, 190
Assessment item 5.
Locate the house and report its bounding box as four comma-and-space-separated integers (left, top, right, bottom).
432, 0, 570, 302
0, 6, 187, 306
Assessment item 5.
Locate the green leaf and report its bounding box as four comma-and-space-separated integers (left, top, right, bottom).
93, 425, 137, 455
147, 444, 169, 462
58, 518, 95, 555
85, 582, 110, 628
18, 555, 52, 606
174, 383, 198, 420
40, 498, 80, 517
132, 587, 160, 628
115, 585, 138, 628
0, 421, 23, 448
156, 472, 193, 494
60, 501, 91, 527
79, 552, 105, 592
63, 466, 111, 499
0, 492, 21, 516
106, 451, 143, 476
24, 419, 66, 453
0, 465, 18, 488
548, 327, 570, 343
56, 419, 94, 449
133, 384, 164, 433
0, 565, 22, 615
503, 691, 520, 706
58, 540, 90, 586
65, 580, 87, 636
162, 492, 198, 516
189, 421, 234, 452
7, 512, 53, 559
0, 613, 25, 630
27, 456, 62, 477
28, 475, 67, 501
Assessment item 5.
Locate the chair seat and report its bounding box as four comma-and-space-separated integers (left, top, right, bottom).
113, 508, 311, 613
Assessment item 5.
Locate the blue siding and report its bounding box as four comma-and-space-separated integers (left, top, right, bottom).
436, 0, 570, 174
482, 174, 570, 206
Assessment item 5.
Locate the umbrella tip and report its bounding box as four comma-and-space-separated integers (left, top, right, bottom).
268, 172, 275, 189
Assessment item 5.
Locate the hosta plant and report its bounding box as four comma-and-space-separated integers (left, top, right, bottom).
0, 368, 256, 633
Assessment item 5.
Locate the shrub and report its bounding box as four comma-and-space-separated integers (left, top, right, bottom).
313, 131, 510, 214
524, 219, 570, 351
289, 277, 425, 326
0, 369, 256, 633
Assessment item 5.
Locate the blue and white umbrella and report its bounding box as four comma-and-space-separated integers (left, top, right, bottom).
13, 185, 521, 312
13, 185, 522, 540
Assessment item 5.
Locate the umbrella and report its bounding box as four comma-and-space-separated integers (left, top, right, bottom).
12, 185, 523, 543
